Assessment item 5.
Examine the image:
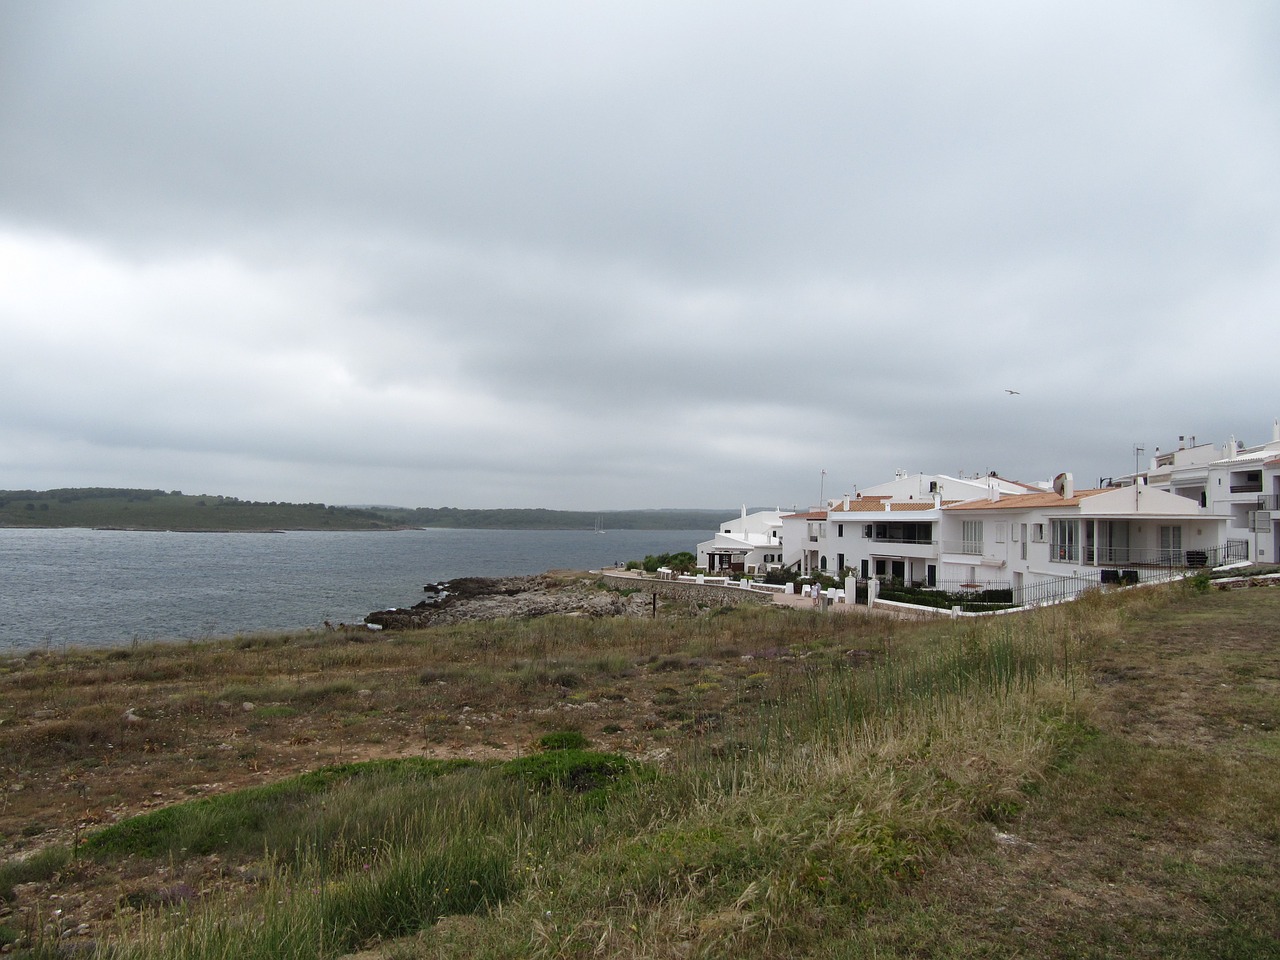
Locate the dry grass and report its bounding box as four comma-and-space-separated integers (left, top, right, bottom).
843, 582, 1280, 959
2, 579, 1277, 958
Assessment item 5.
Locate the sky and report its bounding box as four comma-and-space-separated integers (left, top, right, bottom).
2, 2, 1279, 510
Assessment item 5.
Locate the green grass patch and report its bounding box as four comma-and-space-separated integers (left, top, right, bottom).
502, 749, 641, 794
0, 845, 71, 902
83, 758, 477, 860
536, 729, 588, 751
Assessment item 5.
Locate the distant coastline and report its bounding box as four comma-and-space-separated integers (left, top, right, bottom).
0, 487, 735, 533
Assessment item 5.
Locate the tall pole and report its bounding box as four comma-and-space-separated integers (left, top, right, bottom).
819, 469, 826, 508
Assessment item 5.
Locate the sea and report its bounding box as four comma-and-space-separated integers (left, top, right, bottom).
0, 527, 709, 653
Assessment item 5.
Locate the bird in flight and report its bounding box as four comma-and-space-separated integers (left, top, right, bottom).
1005, 389, 1020, 395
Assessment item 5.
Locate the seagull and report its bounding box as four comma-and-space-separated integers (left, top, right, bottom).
1004, 389, 1020, 395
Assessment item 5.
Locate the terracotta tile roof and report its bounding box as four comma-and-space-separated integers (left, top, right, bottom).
829, 499, 947, 513
944, 489, 1108, 511
782, 510, 827, 520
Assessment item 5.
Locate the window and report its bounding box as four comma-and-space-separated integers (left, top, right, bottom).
1051, 519, 1078, 562
1032, 523, 1045, 542
837, 523, 844, 537
863, 524, 873, 538
962, 519, 983, 555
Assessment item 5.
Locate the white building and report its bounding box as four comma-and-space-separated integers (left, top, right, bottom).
940, 473, 1241, 603
780, 473, 1038, 583
697, 507, 786, 574
1137, 419, 1280, 562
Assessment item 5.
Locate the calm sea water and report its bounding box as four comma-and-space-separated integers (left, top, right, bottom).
0, 527, 707, 653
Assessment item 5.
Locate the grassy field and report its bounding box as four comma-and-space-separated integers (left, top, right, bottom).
0, 576, 1276, 958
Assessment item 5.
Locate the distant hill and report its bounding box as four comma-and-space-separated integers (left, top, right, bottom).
375, 506, 733, 531
0, 489, 734, 532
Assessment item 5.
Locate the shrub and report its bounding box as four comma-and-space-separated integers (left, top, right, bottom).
640, 552, 697, 574
502, 749, 639, 794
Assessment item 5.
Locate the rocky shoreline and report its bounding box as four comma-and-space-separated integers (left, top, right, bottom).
364, 573, 646, 629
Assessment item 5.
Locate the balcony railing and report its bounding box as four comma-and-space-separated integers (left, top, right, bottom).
1085, 541, 1248, 568
1049, 544, 1079, 563
940, 539, 983, 555
1229, 483, 1263, 494
868, 536, 937, 546
1259, 494, 1280, 511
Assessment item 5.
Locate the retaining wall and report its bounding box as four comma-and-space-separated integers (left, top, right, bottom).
601, 573, 776, 607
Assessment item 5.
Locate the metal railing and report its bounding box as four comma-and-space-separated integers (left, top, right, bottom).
1085, 541, 1248, 568
1016, 573, 1103, 607
1259, 494, 1280, 511
868, 536, 937, 546
940, 539, 983, 555
1016, 540, 1249, 607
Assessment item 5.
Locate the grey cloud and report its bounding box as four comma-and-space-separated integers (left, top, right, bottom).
2, 2, 1279, 508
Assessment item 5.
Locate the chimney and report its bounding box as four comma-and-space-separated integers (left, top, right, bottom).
988, 479, 1000, 502
741, 504, 747, 520
933, 492, 942, 509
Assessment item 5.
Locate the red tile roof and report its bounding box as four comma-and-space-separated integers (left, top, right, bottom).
944, 489, 1108, 511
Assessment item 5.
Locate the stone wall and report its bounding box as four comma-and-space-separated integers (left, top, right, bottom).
601, 573, 776, 607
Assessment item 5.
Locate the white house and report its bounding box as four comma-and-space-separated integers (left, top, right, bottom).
1133, 420, 1280, 562
777, 473, 1039, 583
1259, 451, 1280, 564
940, 474, 1241, 603
697, 507, 787, 574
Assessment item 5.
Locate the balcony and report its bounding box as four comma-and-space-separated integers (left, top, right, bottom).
1259, 494, 1280, 511
941, 539, 984, 556
1085, 541, 1248, 568
1229, 483, 1263, 494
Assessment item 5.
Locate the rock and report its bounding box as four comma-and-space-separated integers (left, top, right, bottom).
366, 575, 628, 630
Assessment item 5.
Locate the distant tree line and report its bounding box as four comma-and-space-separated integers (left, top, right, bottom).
0, 489, 732, 532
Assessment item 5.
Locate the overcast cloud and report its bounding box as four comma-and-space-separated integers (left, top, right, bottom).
2, 1, 1278, 510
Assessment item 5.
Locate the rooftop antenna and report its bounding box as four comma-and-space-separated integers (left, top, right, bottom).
819, 469, 826, 508
1133, 443, 1144, 476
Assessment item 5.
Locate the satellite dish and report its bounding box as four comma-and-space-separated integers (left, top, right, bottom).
1053, 472, 1074, 498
